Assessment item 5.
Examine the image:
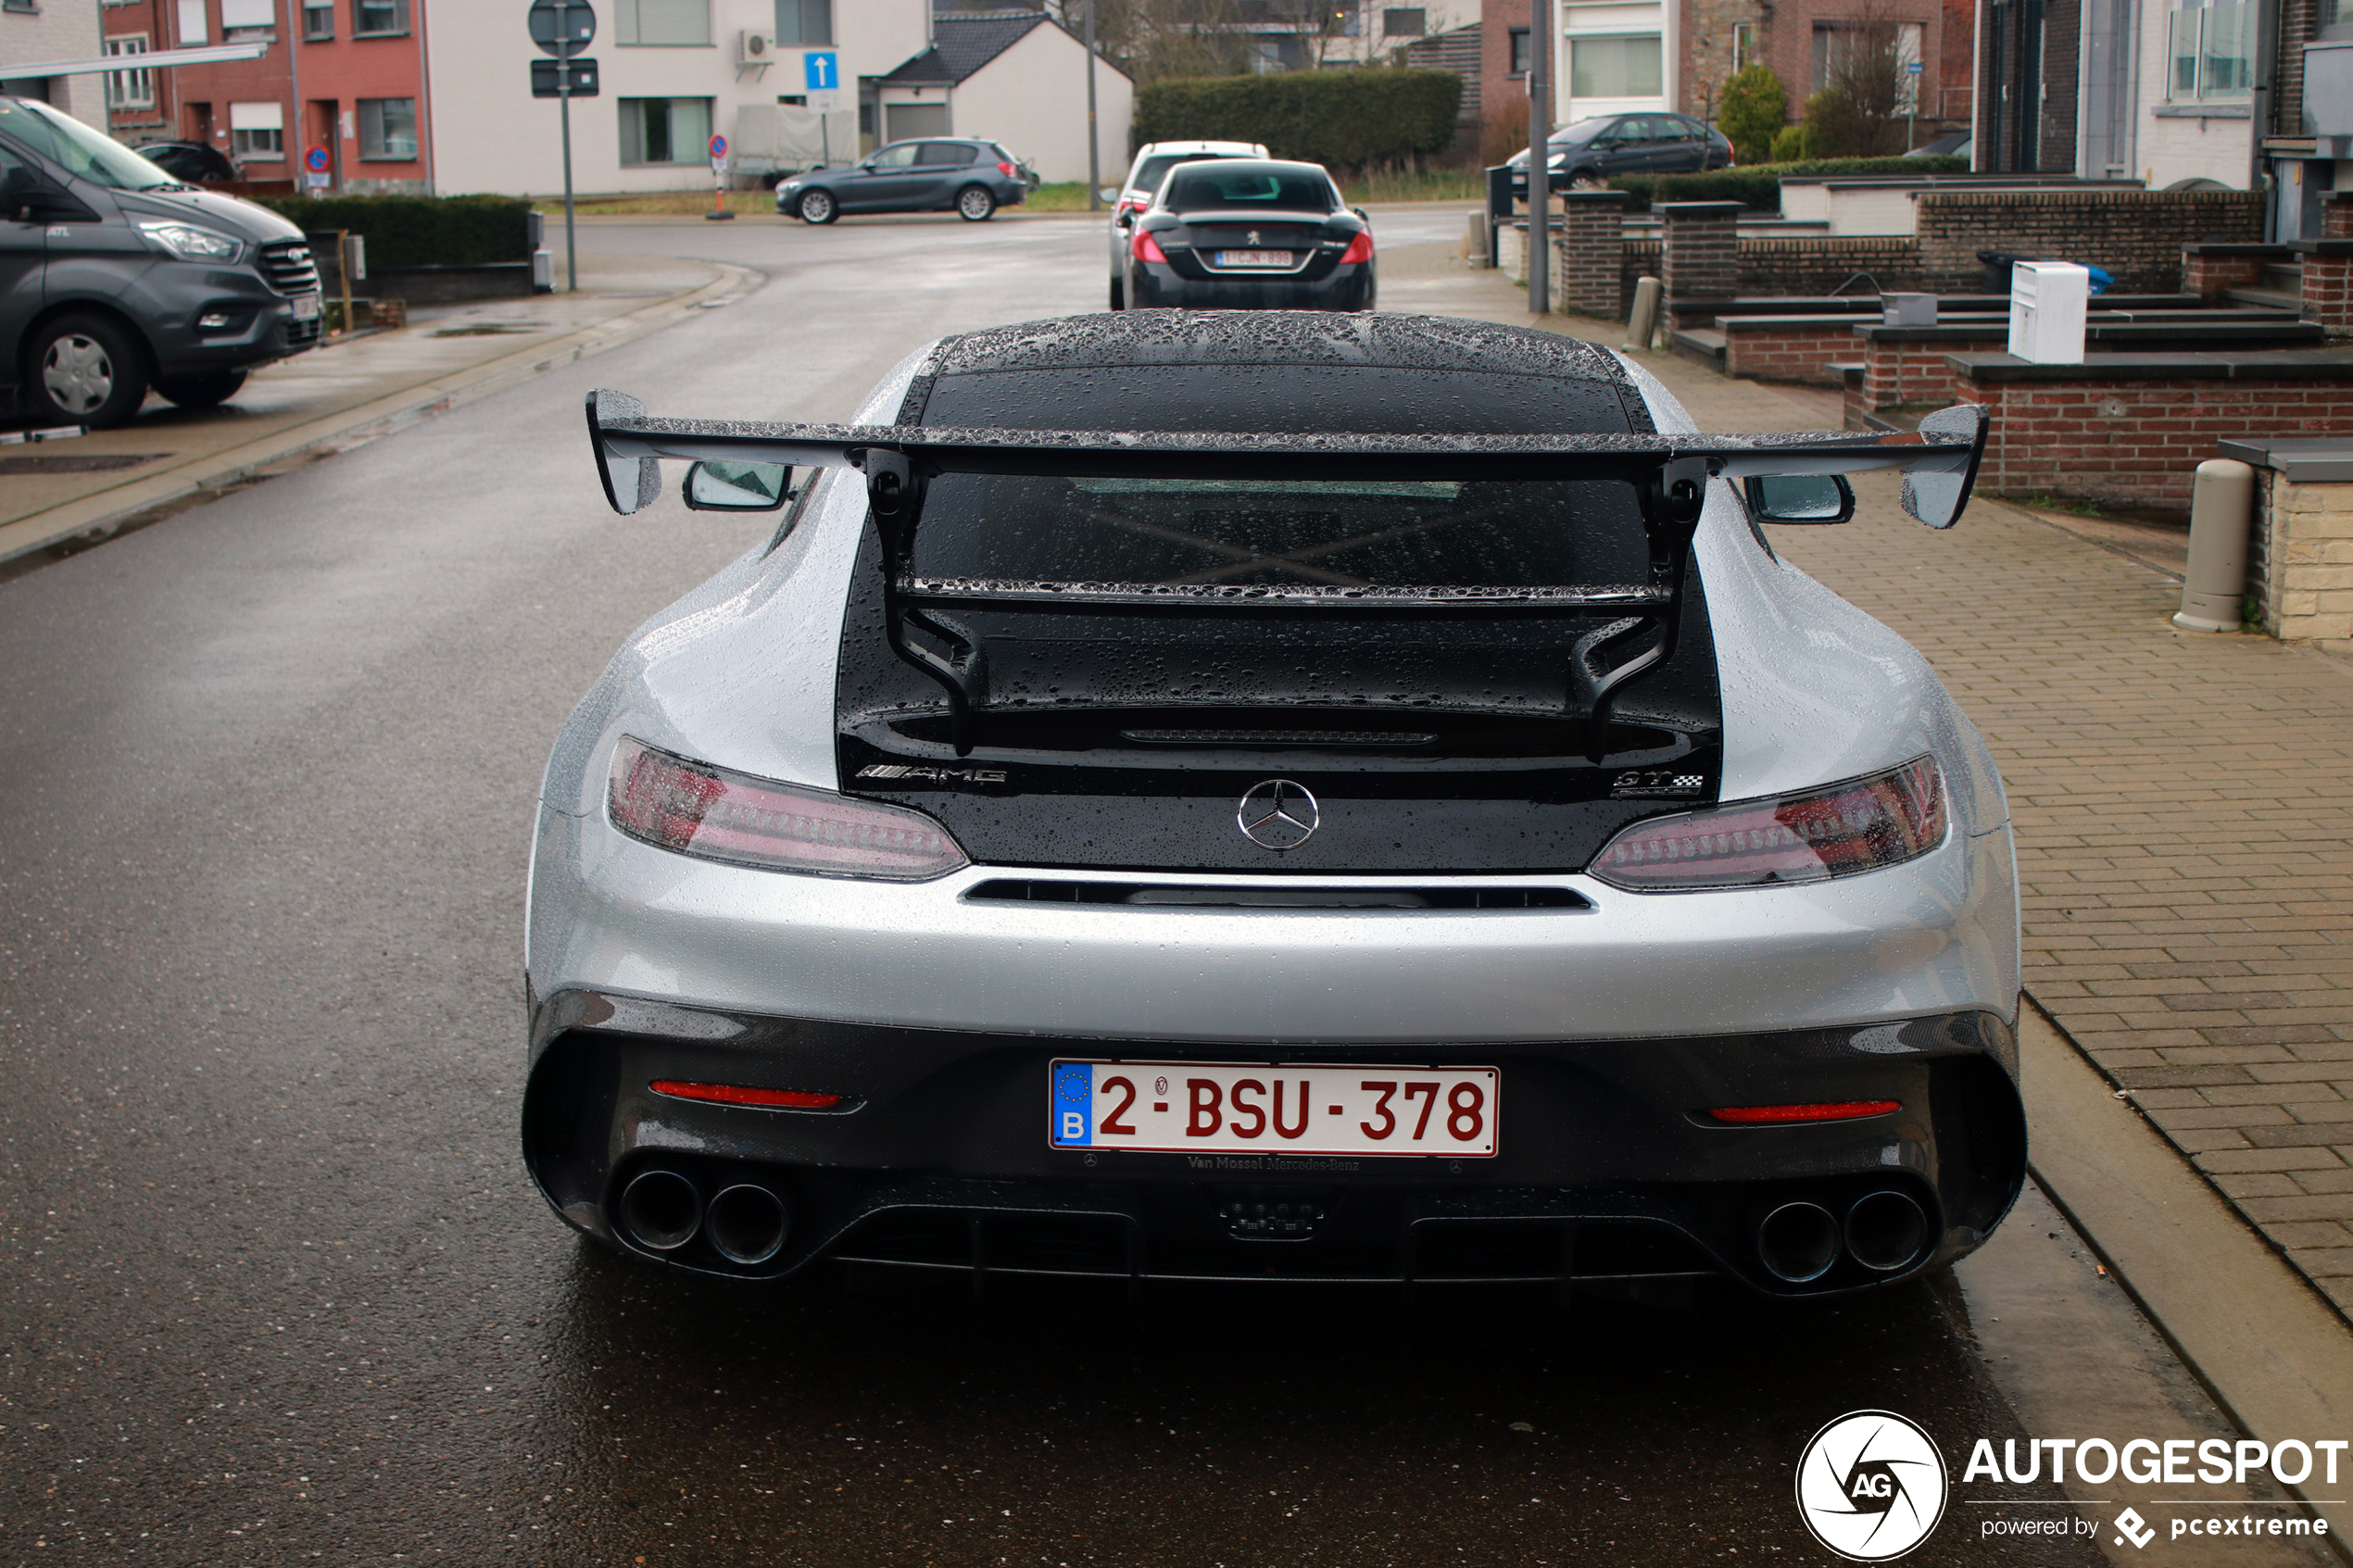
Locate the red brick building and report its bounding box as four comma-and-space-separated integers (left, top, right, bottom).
103, 0, 434, 194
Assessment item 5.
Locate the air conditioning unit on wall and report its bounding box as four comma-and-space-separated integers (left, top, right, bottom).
736, 31, 778, 66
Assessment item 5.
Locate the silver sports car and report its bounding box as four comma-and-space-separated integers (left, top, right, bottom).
527, 312, 2020, 1298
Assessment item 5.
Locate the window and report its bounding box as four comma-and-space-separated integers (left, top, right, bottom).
355, 0, 410, 36
229, 100, 285, 159
1569, 35, 1663, 98
358, 97, 416, 160
1811, 20, 1924, 95
1383, 7, 1428, 36
105, 37, 154, 111
866, 143, 921, 169
303, 3, 333, 40
176, 0, 208, 44
2169, 0, 2253, 97
1732, 20, 1755, 70
222, 0, 275, 38
775, 0, 832, 44
617, 0, 710, 45
916, 142, 979, 167
1509, 27, 1529, 74
1164, 166, 1338, 214
619, 96, 713, 165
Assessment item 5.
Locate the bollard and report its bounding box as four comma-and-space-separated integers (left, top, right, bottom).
1465, 208, 1491, 268
2172, 458, 2257, 633
1624, 276, 1663, 352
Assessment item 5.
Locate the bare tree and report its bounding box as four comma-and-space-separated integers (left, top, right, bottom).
1808, 0, 1919, 157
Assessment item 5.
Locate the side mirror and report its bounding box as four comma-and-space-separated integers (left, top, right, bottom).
683, 459, 791, 511
1743, 473, 1856, 524
0, 164, 35, 219
1097, 186, 1119, 204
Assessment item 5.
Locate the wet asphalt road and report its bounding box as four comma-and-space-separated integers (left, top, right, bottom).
0, 214, 2102, 1566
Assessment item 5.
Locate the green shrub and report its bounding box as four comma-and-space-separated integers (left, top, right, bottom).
1611, 155, 1969, 212
1717, 66, 1788, 167
253, 194, 535, 268
1132, 70, 1463, 168
1769, 124, 1813, 162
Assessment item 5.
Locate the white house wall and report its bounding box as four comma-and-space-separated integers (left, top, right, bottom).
427, 0, 928, 195
1555, 1, 1675, 125
2130, 0, 2251, 188
943, 25, 1134, 184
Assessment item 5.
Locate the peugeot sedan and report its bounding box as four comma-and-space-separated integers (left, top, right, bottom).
1106, 140, 1266, 309
776, 138, 1032, 223
536, 311, 2017, 1301
1120, 159, 1373, 312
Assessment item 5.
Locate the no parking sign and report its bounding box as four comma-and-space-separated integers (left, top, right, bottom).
709, 132, 728, 173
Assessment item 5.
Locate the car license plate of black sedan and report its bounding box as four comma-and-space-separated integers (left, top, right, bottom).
1050, 1060, 1497, 1157
1214, 249, 1293, 269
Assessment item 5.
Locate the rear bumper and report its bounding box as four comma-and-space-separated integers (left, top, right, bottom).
1127, 259, 1372, 311
522, 996, 2025, 1295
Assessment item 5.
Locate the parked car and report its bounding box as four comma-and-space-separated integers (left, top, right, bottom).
1506, 113, 1734, 196
543, 313, 2015, 1299
1106, 139, 1266, 308
131, 140, 240, 185
775, 139, 1033, 224
1121, 159, 1373, 312
1907, 131, 1972, 159
0, 96, 321, 428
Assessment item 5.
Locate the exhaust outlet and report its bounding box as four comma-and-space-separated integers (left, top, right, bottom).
705, 1183, 790, 1266
1757, 1201, 1841, 1283
618, 1168, 702, 1251
1845, 1190, 1929, 1273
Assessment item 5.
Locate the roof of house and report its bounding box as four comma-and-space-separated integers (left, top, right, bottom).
878, 11, 1134, 87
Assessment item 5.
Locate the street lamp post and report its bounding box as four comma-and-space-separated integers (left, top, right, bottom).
1528, 0, 1552, 316
1085, 1, 1101, 212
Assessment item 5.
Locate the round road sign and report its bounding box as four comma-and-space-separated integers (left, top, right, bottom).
709, 133, 727, 160
305, 146, 331, 173
527, 0, 596, 59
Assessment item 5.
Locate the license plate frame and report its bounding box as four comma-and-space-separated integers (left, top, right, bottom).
1214, 249, 1294, 270
290, 292, 322, 320
1050, 1060, 1498, 1158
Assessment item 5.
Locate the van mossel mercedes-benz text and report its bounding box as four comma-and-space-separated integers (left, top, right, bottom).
527, 312, 2020, 1300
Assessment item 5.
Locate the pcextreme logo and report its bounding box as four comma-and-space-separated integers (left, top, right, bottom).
1795, 1411, 1951, 1561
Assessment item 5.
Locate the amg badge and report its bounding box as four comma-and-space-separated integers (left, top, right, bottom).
857, 763, 1008, 784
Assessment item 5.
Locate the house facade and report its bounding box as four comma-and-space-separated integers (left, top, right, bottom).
97, 0, 432, 194
873, 12, 1134, 182
0, 0, 108, 128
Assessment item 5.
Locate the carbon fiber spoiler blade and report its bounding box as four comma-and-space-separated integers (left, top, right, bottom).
584, 390, 1990, 529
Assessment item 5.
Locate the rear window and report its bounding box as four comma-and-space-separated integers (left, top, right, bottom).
1162, 165, 1335, 214
908, 475, 1648, 592
1131, 152, 1245, 194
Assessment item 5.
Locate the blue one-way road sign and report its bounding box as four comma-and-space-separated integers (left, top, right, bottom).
804, 51, 838, 92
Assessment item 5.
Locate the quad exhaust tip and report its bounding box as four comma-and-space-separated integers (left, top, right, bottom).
705, 1183, 791, 1265
1757, 1201, 1841, 1283
1845, 1189, 1929, 1273
618, 1168, 703, 1252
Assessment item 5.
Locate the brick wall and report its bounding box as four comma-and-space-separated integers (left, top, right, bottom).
1661, 203, 1743, 322
1916, 189, 2263, 292
1719, 320, 1866, 384
1560, 192, 1628, 318
1858, 331, 2002, 408
2183, 247, 2274, 299
2255, 470, 2353, 642
1736, 236, 1927, 295
1948, 366, 2353, 509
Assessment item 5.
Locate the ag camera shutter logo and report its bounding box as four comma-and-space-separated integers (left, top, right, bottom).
1796, 1411, 1950, 1561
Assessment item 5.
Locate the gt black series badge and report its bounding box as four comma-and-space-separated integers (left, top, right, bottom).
1238, 779, 1318, 850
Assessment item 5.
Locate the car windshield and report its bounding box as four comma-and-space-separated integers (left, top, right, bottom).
1556, 119, 1610, 144
1131, 152, 1246, 194
908, 475, 1648, 592
1161, 165, 1334, 214
0, 98, 179, 190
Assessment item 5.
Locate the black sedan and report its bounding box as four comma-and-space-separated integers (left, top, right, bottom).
1506, 113, 1734, 196
775, 138, 1032, 224
132, 140, 240, 184
1121, 159, 1374, 312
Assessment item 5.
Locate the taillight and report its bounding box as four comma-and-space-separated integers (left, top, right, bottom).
1338, 229, 1374, 265
1131, 229, 1169, 264
1590, 756, 1945, 891
607, 736, 968, 881
1116, 196, 1145, 219
997, 160, 1016, 178
1709, 1100, 1901, 1124
650, 1080, 843, 1110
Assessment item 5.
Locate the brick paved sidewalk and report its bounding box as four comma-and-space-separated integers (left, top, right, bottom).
1386, 248, 2353, 1320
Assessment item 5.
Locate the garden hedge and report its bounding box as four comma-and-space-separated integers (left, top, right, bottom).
1133, 70, 1462, 169
1611, 156, 1970, 213
254, 194, 535, 268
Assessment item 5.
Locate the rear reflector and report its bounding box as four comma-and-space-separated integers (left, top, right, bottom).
649, 1080, 842, 1110
1708, 1100, 1900, 1124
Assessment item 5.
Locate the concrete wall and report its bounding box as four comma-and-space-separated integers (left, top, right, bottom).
941, 21, 1133, 185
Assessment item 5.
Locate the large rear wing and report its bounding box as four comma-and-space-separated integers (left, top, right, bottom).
584, 390, 1989, 754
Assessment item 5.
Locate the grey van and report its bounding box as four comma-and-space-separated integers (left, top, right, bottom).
0, 96, 321, 429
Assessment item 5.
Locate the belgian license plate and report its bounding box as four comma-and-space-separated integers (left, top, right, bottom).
1215, 249, 1293, 269
291, 292, 321, 320
1050, 1060, 1497, 1157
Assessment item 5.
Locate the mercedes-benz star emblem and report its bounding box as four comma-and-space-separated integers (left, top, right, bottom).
1238, 779, 1318, 849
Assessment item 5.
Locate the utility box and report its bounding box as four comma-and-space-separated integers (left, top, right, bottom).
2007, 261, 2089, 364
1881, 292, 1937, 326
